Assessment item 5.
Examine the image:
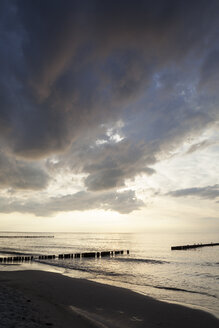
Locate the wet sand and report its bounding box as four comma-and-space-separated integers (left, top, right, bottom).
0, 270, 218, 328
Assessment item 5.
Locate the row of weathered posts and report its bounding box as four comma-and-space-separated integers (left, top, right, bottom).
0, 250, 129, 263
171, 242, 219, 250
0, 256, 34, 262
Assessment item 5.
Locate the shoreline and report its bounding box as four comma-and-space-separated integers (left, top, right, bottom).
1, 259, 219, 320
0, 270, 218, 328
15, 260, 219, 319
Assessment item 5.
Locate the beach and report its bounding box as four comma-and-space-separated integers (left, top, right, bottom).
0, 270, 218, 328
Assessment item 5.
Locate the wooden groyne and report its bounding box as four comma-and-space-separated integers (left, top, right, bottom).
0, 256, 34, 262
171, 242, 219, 250
0, 250, 129, 263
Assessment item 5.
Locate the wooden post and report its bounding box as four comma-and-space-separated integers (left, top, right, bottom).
101, 251, 111, 257
82, 252, 96, 258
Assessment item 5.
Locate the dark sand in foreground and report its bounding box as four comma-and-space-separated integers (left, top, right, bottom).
0, 270, 218, 328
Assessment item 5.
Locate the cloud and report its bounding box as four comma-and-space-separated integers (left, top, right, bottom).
166, 185, 219, 200
0, 0, 218, 216
0, 151, 49, 190
185, 140, 214, 155
0, 190, 143, 216
0, 0, 218, 159
83, 140, 156, 190
199, 49, 219, 95
45, 135, 157, 191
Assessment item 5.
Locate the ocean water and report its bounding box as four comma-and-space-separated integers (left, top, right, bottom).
0, 231, 218, 318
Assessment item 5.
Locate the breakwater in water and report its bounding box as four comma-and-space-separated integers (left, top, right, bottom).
171, 242, 219, 250
0, 250, 129, 263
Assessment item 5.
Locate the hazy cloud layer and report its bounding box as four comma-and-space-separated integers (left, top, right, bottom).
0, 190, 143, 216
167, 185, 219, 200
0, 1, 219, 214
185, 140, 215, 155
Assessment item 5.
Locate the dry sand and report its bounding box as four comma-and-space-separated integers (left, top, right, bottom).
0, 270, 218, 328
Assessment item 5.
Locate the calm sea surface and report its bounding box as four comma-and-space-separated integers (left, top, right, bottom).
0, 232, 218, 318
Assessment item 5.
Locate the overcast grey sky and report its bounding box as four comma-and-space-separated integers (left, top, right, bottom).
0, 0, 218, 232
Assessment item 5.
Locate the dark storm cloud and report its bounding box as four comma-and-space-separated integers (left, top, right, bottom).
199, 49, 219, 94
0, 151, 49, 190
0, 0, 219, 200
167, 185, 219, 200
82, 140, 156, 190
1, 0, 218, 155
45, 136, 156, 191
0, 190, 143, 216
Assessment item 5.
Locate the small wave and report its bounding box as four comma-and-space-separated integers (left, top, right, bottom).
66, 265, 123, 277
0, 263, 21, 266
0, 250, 33, 256
114, 258, 169, 264
154, 285, 217, 298
194, 272, 219, 279
36, 259, 134, 278
70, 266, 130, 278
201, 262, 219, 267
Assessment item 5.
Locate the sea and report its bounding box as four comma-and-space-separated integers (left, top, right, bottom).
0, 231, 218, 319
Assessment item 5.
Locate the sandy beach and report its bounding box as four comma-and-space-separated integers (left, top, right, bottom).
0, 270, 218, 328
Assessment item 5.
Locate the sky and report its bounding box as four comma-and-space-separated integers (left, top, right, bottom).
0, 0, 218, 233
